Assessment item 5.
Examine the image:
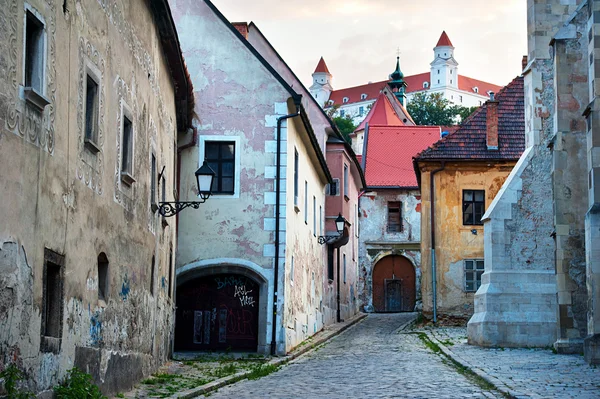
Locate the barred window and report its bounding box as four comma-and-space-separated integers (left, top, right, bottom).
464, 259, 485, 292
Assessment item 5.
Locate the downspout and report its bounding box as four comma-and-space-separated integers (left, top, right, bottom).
430, 161, 445, 323
337, 245, 342, 322
271, 98, 302, 356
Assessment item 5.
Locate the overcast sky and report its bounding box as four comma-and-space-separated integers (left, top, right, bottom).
210, 0, 527, 90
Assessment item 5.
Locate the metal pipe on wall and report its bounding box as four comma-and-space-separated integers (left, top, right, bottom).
430, 162, 445, 323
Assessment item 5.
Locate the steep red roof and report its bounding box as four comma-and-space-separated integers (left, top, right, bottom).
314, 57, 330, 74
355, 92, 405, 131
436, 31, 453, 47
415, 76, 524, 161
231, 22, 248, 39
326, 73, 502, 107
365, 126, 441, 187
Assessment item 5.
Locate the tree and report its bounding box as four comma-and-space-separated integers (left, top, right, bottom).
332, 115, 355, 144
407, 92, 479, 126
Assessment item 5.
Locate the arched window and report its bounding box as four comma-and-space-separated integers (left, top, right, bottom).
423, 82, 429, 89
360, 93, 367, 100
473, 87, 479, 93
98, 253, 109, 300
343, 97, 349, 103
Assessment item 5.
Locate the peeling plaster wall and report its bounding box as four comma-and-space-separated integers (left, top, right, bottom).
0, 0, 179, 394
420, 163, 514, 319
358, 189, 422, 313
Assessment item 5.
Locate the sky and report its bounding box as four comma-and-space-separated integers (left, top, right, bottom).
210, 0, 527, 90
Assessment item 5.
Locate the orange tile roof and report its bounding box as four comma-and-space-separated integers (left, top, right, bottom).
365, 125, 441, 187
314, 57, 330, 74
436, 31, 453, 47
355, 92, 405, 131
327, 73, 502, 107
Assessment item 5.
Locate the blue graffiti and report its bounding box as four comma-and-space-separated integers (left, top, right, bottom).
89, 312, 102, 346
214, 276, 246, 290
120, 274, 131, 300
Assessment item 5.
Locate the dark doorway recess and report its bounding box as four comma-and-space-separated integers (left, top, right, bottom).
175, 274, 259, 351
372, 256, 415, 312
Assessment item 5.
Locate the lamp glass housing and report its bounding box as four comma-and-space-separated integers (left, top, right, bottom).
195, 161, 215, 198
335, 214, 345, 234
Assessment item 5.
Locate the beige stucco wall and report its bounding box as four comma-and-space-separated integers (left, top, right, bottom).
0, 0, 180, 394
419, 162, 514, 318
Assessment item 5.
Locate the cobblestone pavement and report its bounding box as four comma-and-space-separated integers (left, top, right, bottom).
428, 327, 600, 399
202, 314, 502, 399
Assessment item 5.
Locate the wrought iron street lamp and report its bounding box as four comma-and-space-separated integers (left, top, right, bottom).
158, 161, 215, 217
317, 213, 346, 244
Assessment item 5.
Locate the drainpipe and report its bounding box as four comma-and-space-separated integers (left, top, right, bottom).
271, 98, 302, 356
430, 161, 445, 323
337, 246, 342, 323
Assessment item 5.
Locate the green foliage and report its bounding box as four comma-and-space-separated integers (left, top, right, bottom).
0, 364, 34, 399
407, 92, 479, 126
332, 115, 355, 144
54, 367, 106, 399
246, 363, 279, 380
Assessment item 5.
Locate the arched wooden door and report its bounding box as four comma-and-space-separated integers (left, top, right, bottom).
175, 274, 259, 351
372, 256, 415, 312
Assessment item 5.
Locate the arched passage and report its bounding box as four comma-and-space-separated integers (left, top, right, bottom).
372, 255, 416, 312
175, 260, 271, 352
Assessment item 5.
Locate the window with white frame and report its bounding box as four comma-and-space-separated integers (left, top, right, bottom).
24, 10, 45, 94
473, 87, 479, 93
343, 164, 348, 198
304, 181, 308, 224
343, 254, 347, 284
340, 109, 345, 117
360, 93, 367, 100
464, 259, 484, 292
199, 136, 241, 198
342, 97, 349, 103
120, 111, 134, 185
359, 106, 364, 116
84, 75, 100, 149
423, 82, 429, 89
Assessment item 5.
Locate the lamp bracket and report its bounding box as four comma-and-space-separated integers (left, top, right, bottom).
158, 198, 208, 217
318, 234, 341, 245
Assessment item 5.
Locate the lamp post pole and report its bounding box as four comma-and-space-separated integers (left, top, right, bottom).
337, 246, 341, 323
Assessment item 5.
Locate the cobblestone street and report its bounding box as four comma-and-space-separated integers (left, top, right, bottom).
202, 314, 501, 399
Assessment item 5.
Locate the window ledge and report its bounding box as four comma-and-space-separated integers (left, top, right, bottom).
84, 138, 101, 154
121, 171, 136, 186
24, 87, 50, 111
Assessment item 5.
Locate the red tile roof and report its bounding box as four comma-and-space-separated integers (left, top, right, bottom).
415, 76, 524, 161
314, 57, 330, 74
436, 31, 453, 47
326, 73, 502, 107
365, 125, 441, 187
355, 92, 405, 131
231, 22, 248, 39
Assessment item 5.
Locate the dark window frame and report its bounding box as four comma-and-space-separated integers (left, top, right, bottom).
327, 245, 334, 281
387, 201, 402, 232
464, 259, 485, 292
205, 141, 235, 195
24, 10, 45, 93
40, 248, 64, 353
84, 75, 100, 148
97, 253, 109, 301
462, 189, 485, 226
294, 149, 299, 206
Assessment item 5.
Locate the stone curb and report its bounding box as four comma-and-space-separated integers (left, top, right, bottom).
423, 330, 526, 399
172, 313, 368, 398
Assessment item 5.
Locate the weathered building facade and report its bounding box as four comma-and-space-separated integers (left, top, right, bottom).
0, 0, 190, 394
358, 115, 441, 313
171, 0, 366, 355
416, 77, 524, 320
468, 0, 600, 363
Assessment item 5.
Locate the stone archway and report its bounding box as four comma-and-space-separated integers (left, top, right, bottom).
372, 255, 416, 312
175, 259, 272, 353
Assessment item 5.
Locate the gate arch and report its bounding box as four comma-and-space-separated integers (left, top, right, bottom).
372, 255, 416, 312
175, 259, 272, 352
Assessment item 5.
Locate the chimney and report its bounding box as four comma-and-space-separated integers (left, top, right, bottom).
486, 93, 499, 150
232, 22, 248, 39
521, 55, 528, 72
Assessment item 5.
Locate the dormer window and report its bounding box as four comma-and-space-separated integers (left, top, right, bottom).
343, 97, 349, 103
473, 87, 479, 93
327, 100, 334, 106
360, 93, 367, 100
423, 82, 429, 89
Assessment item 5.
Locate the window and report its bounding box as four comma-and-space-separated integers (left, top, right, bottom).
121, 115, 134, 184
294, 149, 299, 206
343, 164, 348, 198
361, 93, 367, 100
340, 110, 345, 117
459, 95, 463, 103
313, 196, 316, 236
450, 80, 453, 84
463, 190, 485, 225
450, 70, 453, 75
437, 80, 440, 84
343, 254, 347, 283
84, 75, 99, 149
423, 82, 429, 89
304, 181, 308, 224
97, 253, 108, 301
473, 87, 479, 93
151, 153, 157, 208
437, 70, 440, 74
161, 175, 166, 205
342, 97, 349, 103
388, 201, 402, 232
24, 10, 44, 93
359, 106, 364, 116
168, 248, 173, 299
150, 255, 155, 296
41, 249, 64, 353
329, 178, 340, 196
327, 246, 334, 281
206, 141, 235, 194
319, 206, 323, 236
464, 259, 485, 292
